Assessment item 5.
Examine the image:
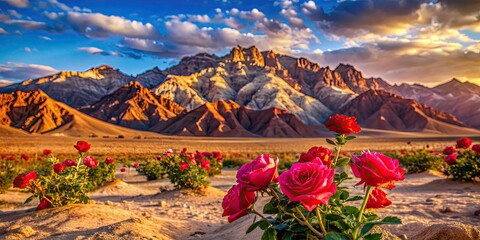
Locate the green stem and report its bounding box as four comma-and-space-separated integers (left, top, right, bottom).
295, 207, 324, 238
333, 141, 344, 167
353, 186, 373, 239
251, 207, 270, 223
315, 206, 327, 236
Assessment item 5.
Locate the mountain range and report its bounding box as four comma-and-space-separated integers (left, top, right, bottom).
0, 45, 479, 137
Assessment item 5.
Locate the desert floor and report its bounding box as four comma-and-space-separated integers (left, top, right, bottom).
0, 168, 479, 239
1, 135, 479, 239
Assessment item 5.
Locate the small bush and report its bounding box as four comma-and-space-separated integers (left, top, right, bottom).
389, 150, 443, 173
444, 149, 480, 182
118, 135, 125, 139
137, 159, 165, 180
85, 160, 116, 191
159, 153, 209, 190
0, 159, 17, 193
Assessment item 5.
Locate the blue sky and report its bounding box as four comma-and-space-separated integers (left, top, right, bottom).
0, 0, 479, 86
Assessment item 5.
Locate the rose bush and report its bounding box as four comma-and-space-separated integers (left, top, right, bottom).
443, 137, 480, 182
13, 141, 116, 210
0, 155, 18, 193
222, 115, 404, 240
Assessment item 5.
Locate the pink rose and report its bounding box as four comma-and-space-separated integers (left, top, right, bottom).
236, 154, 279, 191
473, 144, 480, 154
63, 159, 77, 166
180, 162, 189, 172
456, 137, 472, 149
366, 187, 392, 209
351, 151, 405, 190
201, 159, 211, 172
222, 184, 255, 223
132, 162, 139, 168
444, 153, 457, 166
83, 156, 99, 168
278, 161, 336, 211
442, 146, 455, 155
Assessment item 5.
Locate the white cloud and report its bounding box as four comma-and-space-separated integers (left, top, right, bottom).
4, 0, 29, 8
39, 36, 52, 40
4, 19, 48, 30
0, 28, 7, 34
78, 46, 123, 57
0, 62, 59, 81
7, 10, 22, 18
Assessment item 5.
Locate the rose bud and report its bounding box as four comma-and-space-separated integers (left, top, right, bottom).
63, 159, 77, 167
299, 146, 332, 167
279, 161, 336, 211
366, 188, 392, 209
53, 163, 66, 173
456, 137, 472, 149
444, 154, 457, 166
74, 140, 91, 152
13, 171, 37, 189
222, 184, 255, 223
83, 156, 99, 168
104, 157, 114, 164
36, 197, 52, 211
442, 146, 455, 155
473, 144, 480, 154
236, 154, 279, 191
43, 149, 52, 155
325, 114, 361, 135
120, 167, 127, 172
1, 153, 6, 159
21, 154, 30, 161
132, 162, 139, 168
351, 151, 405, 190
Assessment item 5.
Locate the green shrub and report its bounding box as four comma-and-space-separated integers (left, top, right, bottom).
444, 150, 480, 182
136, 159, 165, 180
388, 150, 443, 173
85, 160, 116, 191
0, 160, 17, 193
159, 154, 209, 190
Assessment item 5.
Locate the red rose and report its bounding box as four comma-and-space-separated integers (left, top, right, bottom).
1, 153, 6, 159
181, 147, 188, 155
74, 140, 91, 152
444, 154, 457, 166
324, 114, 361, 135
400, 150, 406, 155
299, 146, 332, 167
222, 184, 255, 223
13, 171, 37, 189
279, 161, 336, 211
351, 151, 405, 190
456, 138, 472, 149
442, 146, 455, 155
366, 188, 392, 209
21, 154, 29, 161
104, 157, 114, 164
180, 162, 189, 172
83, 156, 99, 168
202, 152, 212, 158
132, 162, 139, 168
473, 144, 480, 154
201, 159, 211, 171
236, 154, 279, 191
9, 155, 15, 161
195, 152, 204, 161
156, 155, 162, 161
120, 167, 126, 172
213, 151, 222, 160
43, 149, 52, 155
53, 163, 66, 173
36, 197, 52, 211
63, 159, 77, 166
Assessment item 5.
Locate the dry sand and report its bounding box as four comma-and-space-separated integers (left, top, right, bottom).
0, 168, 479, 239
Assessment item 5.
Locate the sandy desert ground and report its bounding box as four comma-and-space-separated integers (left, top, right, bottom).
0, 167, 479, 239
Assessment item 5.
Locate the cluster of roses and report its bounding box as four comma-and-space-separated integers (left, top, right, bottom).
168, 148, 222, 175
442, 137, 479, 165
13, 140, 116, 211
222, 114, 405, 239
1, 153, 29, 161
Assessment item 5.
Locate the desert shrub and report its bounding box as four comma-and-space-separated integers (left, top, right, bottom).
223, 158, 249, 168
117, 135, 125, 139
14, 141, 117, 210
442, 139, 480, 182
0, 158, 17, 193
391, 150, 443, 173
136, 159, 165, 180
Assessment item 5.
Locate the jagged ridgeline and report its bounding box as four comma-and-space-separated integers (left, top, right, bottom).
1, 46, 479, 137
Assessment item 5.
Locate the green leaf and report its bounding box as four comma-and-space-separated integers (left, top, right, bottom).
345, 196, 363, 202
363, 233, 382, 240
24, 195, 36, 204
325, 214, 344, 221
273, 223, 288, 231
261, 227, 277, 240
345, 136, 356, 140
263, 202, 279, 214
360, 216, 402, 236
325, 232, 349, 240
342, 206, 360, 215
246, 220, 268, 234
340, 190, 349, 200
335, 158, 351, 167
283, 232, 294, 240
326, 138, 337, 146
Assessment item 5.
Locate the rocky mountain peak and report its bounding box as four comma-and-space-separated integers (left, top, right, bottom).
227, 45, 265, 67
334, 63, 368, 93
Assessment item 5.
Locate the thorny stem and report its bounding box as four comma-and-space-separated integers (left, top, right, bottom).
353, 185, 373, 239
315, 206, 327, 236
295, 207, 324, 238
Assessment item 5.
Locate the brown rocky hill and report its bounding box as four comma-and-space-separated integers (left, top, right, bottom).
0, 90, 161, 137
82, 82, 183, 130
339, 89, 478, 134
151, 100, 322, 137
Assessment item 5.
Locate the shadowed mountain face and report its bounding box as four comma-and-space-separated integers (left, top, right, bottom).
0, 90, 160, 137
82, 82, 184, 130
151, 100, 323, 138
339, 89, 471, 133
1, 45, 479, 136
